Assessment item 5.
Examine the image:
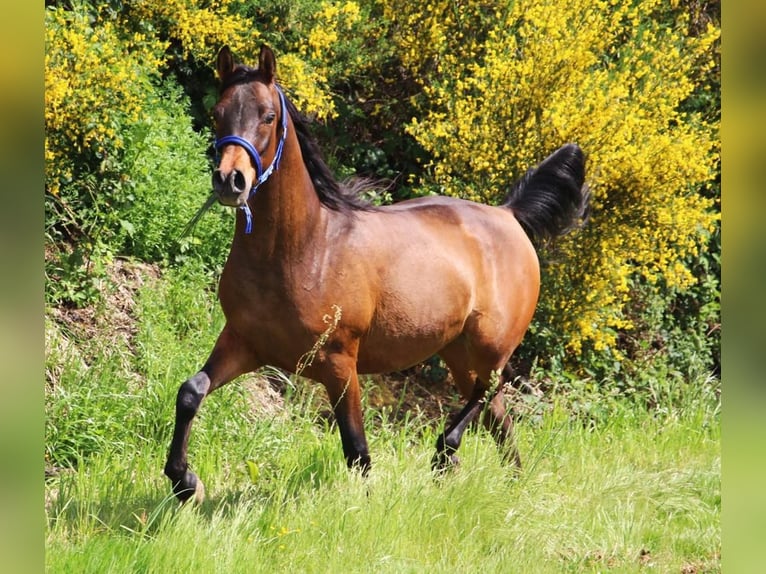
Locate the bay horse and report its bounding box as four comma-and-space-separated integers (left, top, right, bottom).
164, 45, 589, 503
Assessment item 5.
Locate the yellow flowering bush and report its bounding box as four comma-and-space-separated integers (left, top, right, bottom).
233, 0, 371, 118
385, 0, 719, 362
128, 0, 249, 61
45, 7, 164, 199
44, 0, 361, 243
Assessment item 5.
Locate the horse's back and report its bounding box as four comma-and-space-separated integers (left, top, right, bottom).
374, 195, 539, 285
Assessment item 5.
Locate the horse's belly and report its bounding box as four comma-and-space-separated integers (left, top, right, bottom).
356, 308, 466, 374
356, 336, 450, 374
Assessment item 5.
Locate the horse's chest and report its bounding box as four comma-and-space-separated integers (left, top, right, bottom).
220, 271, 295, 326
217, 266, 326, 364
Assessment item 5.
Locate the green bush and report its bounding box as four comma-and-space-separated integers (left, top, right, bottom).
44, 0, 720, 384
116, 82, 232, 269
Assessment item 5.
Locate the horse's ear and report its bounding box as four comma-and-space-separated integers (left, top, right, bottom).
216, 46, 235, 81
258, 45, 276, 83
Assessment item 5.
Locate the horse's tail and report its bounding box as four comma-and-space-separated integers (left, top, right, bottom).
502, 143, 590, 244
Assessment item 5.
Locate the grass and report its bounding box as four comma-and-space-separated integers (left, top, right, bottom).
45, 392, 719, 573
45, 265, 720, 573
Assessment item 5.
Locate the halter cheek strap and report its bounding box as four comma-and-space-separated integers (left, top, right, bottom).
214, 86, 289, 234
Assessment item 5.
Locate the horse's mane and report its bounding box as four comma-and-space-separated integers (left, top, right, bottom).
283, 97, 377, 212
221, 66, 377, 212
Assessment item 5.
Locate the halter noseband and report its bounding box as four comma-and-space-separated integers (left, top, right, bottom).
214, 85, 289, 234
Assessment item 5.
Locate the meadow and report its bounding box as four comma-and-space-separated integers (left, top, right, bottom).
45, 263, 720, 573
44, 2, 720, 570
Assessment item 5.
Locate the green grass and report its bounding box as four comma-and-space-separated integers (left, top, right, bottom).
45, 267, 720, 573
46, 390, 719, 573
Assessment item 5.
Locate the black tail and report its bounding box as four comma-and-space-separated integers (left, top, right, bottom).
503, 143, 590, 244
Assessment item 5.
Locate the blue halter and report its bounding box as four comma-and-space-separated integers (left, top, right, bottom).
214, 85, 289, 234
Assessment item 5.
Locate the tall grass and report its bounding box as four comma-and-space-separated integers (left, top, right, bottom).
45, 265, 720, 572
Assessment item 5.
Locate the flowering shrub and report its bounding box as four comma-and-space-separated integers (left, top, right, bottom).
230, 0, 376, 118
128, 0, 249, 61
44, 0, 720, 378
45, 7, 164, 201
384, 0, 720, 363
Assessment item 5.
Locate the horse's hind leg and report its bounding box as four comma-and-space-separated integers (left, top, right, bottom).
164, 325, 256, 503
432, 341, 489, 471
436, 343, 521, 471
432, 383, 488, 472
482, 364, 522, 469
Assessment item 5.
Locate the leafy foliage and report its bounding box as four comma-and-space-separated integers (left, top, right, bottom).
44, 0, 720, 379
385, 0, 719, 368
115, 83, 233, 268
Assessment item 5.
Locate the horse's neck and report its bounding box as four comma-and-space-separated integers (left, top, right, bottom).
236, 134, 327, 260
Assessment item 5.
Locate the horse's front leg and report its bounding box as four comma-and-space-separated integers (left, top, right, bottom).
313, 351, 371, 474
164, 324, 257, 503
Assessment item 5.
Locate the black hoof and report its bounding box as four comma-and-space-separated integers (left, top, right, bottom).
431, 451, 460, 474
348, 454, 372, 477
171, 470, 205, 504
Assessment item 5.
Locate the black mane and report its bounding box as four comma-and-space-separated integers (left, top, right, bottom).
283, 96, 376, 212
220, 66, 376, 212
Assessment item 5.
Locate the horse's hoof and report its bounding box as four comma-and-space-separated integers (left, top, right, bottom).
431, 452, 460, 475
192, 477, 206, 504
172, 470, 205, 505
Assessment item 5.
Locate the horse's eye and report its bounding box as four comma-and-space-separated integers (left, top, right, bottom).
263, 112, 276, 125
212, 105, 224, 123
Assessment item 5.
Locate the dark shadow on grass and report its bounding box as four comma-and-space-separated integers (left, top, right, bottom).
190, 445, 350, 521
46, 477, 182, 540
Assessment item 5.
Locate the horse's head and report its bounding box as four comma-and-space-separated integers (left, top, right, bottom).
212, 45, 287, 208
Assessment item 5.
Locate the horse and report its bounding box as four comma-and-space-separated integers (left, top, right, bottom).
164, 45, 589, 503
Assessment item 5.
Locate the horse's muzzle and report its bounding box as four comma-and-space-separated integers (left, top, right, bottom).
212, 168, 250, 207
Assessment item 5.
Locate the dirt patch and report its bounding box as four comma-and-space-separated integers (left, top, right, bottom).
46, 258, 163, 390
48, 258, 161, 352
366, 370, 463, 422
240, 366, 465, 427
680, 552, 720, 574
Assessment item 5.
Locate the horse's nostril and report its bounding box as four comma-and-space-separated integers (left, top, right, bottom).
212, 170, 226, 190
212, 168, 248, 198
233, 170, 247, 193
